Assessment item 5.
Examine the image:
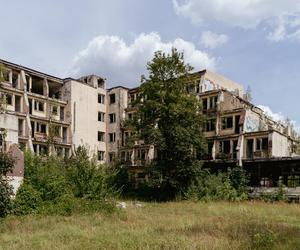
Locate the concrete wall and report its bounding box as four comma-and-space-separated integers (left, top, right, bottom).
106, 87, 128, 159
204, 70, 244, 97
63, 80, 97, 154
0, 113, 18, 144
63, 79, 107, 160
272, 131, 290, 157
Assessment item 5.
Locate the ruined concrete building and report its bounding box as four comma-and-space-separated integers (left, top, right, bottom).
0, 59, 298, 190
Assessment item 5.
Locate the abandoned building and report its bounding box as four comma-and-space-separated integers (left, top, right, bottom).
0, 59, 299, 191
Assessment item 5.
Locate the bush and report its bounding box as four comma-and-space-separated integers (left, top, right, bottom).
24, 152, 69, 201
13, 183, 42, 215
14, 148, 119, 216
0, 152, 15, 218
184, 166, 249, 201
65, 146, 119, 200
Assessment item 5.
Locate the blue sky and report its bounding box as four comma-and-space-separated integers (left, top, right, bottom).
0, 0, 299, 132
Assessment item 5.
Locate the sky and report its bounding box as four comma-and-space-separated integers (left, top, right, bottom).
0, 0, 299, 132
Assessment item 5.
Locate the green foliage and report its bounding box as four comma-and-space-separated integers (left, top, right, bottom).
253, 231, 275, 249
128, 49, 207, 199
24, 152, 70, 201
65, 146, 118, 200
184, 166, 249, 201
258, 184, 288, 202
12, 147, 118, 216
0, 152, 15, 218
12, 183, 42, 215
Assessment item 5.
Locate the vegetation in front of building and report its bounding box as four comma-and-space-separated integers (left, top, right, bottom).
0, 151, 15, 217
0, 146, 119, 217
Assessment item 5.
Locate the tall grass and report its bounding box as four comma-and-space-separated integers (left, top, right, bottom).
1, 201, 300, 249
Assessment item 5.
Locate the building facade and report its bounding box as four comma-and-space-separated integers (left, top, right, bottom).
0, 59, 298, 188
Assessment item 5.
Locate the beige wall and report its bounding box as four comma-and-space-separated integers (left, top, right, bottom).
63, 80, 107, 159
204, 70, 244, 97
272, 131, 290, 157
0, 113, 18, 144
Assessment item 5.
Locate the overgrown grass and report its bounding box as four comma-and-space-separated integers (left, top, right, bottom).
1, 201, 300, 249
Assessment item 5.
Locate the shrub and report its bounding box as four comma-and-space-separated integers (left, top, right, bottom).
184, 166, 249, 201
0, 152, 15, 218
24, 153, 70, 201
17, 148, 118, 216
13, 183, 42, 215
65, 146, 119, 200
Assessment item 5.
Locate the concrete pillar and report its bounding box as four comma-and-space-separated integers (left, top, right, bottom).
212, 140, 216, 160
43, 79, 49, 97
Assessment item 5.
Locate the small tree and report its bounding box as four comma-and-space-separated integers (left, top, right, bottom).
0, 151, 15, 217
131, 49, 207, 199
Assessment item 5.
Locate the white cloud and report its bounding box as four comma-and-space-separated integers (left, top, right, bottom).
258, 105, 300, 135
258, 105, 285, 122
200, 31, 228, 49
173, 0, 300, 41
69, 32, 216, 86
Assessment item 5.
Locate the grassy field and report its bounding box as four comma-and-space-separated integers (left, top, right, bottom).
0, 201, 300, 250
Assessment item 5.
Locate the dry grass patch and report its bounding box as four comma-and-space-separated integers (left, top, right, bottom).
0, 201, 300, 249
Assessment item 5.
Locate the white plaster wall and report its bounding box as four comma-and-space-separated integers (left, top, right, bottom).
7, 176, 23, 195
272, 131, 290, 157
64, 80, 105, 157
0, 113, 18, 144
204, 70, 244, 97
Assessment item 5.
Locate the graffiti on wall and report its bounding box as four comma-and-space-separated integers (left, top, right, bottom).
245, 115, 260, 132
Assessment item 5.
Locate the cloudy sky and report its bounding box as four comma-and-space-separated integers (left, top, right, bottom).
0, 0, 299, 132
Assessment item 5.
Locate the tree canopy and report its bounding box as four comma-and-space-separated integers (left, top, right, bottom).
131, 49, 207, 199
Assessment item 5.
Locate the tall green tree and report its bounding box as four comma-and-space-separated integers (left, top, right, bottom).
132, 49, 207, 199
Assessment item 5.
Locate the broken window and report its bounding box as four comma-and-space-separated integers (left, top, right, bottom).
48, 80, 61, 99
109, 133, 116, 142
97, 79, 104, 89
31, 76, 44, 95
51, 105, 58, 116
63, 127, 67, 143
5, 94, 13, 105
202, 98, 208, 110
221, 116, 233, 130
12, 72, 19, 88
98, 131, 104, 142
206, 119, 216, 132
36, 123, 47, 134
15, 95, 21, 112
109, 93, 116, 104
109, 113, 116, 123
109, 152, 115, 162
209, 96, 218, 109
34, 100, 44, 112
98, 94, 105, 104
262, 138, 268, 150
1, 69, 9, 82
98, 112, 105, 122
98, 151, 105, 161
18, 119, 24, 136
220, 140, 231, 154
130, 93, 136, 103
256, 137, 268, 151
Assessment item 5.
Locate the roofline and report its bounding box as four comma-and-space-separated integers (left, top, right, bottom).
107, 85, 130, 91
0, 58, 64, 83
